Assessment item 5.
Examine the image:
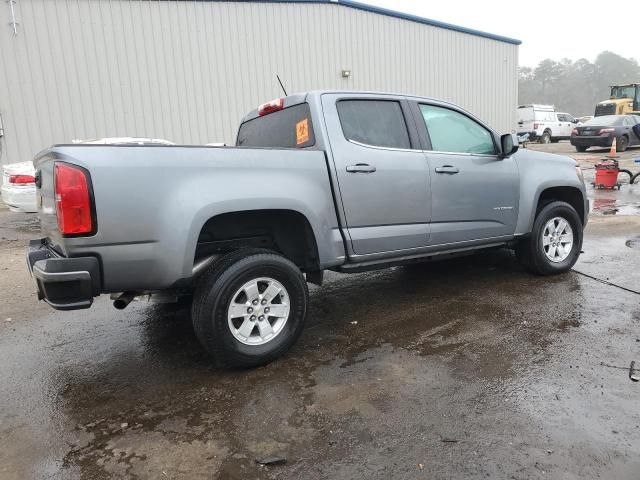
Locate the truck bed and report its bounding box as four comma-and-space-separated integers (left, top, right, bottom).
34, 145, 345, 292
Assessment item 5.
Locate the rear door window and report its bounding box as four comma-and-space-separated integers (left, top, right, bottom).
236, 103, 315, 148
337, 100, 411, 149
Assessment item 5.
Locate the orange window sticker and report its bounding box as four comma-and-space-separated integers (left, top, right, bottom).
296, 118, 310, 145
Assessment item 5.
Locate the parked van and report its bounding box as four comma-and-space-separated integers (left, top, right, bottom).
517, 105, 578, 143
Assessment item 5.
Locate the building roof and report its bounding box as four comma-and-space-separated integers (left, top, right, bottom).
229, 0, 522, 45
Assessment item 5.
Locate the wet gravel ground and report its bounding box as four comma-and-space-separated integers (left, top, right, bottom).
1, 145, 639, 479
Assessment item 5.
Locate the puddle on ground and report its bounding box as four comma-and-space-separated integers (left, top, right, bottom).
591, 197, 640, 216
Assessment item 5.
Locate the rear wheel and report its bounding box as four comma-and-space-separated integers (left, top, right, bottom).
192, 249, 309, 368
516, 201, 583, 275
539, 131, 551, 144
575, 145, 588, 152
617, 135, 629, 152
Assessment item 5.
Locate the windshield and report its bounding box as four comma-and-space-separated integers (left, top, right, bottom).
610, 86, 637, 99
583, 115, 623, 126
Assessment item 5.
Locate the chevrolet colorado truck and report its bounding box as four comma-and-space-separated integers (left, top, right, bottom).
27, 91, 588, 368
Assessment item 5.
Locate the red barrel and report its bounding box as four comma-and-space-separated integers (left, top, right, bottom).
594, 160, 619, 189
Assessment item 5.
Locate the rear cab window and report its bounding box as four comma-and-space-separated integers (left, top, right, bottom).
236, 103, 315, 148
336, 100, 411, 149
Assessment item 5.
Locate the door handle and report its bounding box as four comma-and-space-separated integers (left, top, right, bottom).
435, 165, 459, 174
346, 164, 376, 173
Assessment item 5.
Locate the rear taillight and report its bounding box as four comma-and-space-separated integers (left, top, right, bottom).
258, 98, 284, 116
533, 123, 539, 129
54, 163, 94, 236
571, 128, 578, 136
598, 128, 615, 134
8, 174, 35, 184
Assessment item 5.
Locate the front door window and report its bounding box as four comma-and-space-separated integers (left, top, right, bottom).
419, 104, 496, 155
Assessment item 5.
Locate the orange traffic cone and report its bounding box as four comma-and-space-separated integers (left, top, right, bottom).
609, 137, 618, 158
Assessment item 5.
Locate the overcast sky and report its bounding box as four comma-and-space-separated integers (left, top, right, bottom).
363, 0, 636, 67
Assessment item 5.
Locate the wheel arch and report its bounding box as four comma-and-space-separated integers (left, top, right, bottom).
534, 186, 586, 228
193, 209, 321, 272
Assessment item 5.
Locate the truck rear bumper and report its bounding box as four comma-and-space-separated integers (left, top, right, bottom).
26, 239, 101, 310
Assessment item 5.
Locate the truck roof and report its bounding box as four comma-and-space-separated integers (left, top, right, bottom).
241, 90, 464, 123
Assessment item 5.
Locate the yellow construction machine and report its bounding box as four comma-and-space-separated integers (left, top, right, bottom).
595, 83, 640, 116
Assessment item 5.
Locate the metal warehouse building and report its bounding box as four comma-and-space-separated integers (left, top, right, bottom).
0, 0, 520, 166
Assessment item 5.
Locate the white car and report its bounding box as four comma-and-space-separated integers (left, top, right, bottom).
1, 161, 38, 212
516, 105, 578, 144
1, 138, 176, 213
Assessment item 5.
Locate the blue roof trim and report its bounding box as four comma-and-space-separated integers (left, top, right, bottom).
211, 0, 521, 45
337, 0, 522, 45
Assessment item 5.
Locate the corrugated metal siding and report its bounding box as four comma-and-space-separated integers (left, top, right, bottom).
0, 0, 518, 165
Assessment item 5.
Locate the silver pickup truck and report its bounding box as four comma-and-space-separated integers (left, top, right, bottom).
27, 91, 588, 367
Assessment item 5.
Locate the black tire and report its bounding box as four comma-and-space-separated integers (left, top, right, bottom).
575, 145, 588, 152
539, 131, 551, 144
616, 135, 629, 152
192, 249, 309, 369
515, 201, 583, 275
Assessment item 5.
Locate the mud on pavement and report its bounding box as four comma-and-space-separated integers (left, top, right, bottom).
1, 180, 639, 479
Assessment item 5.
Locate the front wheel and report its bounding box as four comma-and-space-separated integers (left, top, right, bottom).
516, 201, 583, 275
192, 249, 309, 368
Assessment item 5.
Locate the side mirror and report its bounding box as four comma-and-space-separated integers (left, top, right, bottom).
500, 133, 519, 158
